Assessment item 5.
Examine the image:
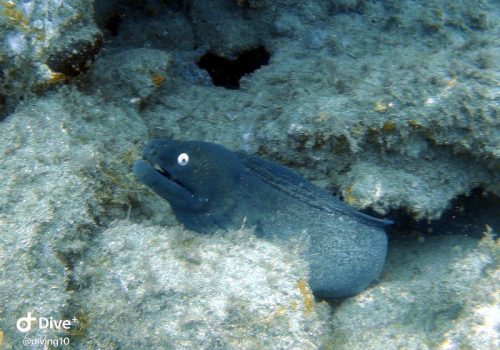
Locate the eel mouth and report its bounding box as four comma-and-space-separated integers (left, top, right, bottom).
152, 163, 184, 187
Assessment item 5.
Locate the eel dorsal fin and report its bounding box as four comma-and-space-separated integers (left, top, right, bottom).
237, 152, 393, 228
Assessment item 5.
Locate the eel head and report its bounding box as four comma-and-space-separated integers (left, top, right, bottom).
134, 139, 242, 212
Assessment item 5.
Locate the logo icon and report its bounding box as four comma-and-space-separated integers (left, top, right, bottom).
16, 312, 36, 333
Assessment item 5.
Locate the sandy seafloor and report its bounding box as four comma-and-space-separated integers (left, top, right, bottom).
0, 0, 499, 349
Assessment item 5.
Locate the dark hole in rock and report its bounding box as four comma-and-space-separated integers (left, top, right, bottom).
46, 32, 103, 77
0, 95, 6, 121
197, 46, 270, 89
386, 187, 499, 238
104, 13, 123, 36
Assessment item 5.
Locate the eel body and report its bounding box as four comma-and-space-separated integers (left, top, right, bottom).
134, 139, 390, 298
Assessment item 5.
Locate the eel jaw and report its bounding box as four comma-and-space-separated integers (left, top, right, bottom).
134, 159, 204, 211
152, 162, 191, 193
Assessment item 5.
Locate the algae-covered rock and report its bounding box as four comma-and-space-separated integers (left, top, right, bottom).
75, 222, 332, 349
0, 0, 102, 118
83, 48, 172, 103
0, 87, 147, 347
330, 229, 499, 350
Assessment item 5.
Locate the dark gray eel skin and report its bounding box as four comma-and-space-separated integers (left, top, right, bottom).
134, 139, 392, 299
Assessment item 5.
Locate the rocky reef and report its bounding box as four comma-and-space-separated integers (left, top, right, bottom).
0, 0, 498, 349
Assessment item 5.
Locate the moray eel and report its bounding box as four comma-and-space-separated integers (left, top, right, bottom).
134, 139, 391, 298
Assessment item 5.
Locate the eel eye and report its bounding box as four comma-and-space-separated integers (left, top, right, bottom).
177, 153, 189, 166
